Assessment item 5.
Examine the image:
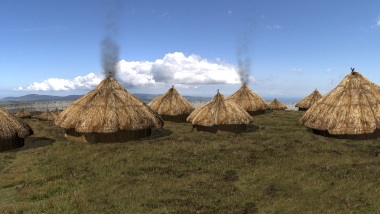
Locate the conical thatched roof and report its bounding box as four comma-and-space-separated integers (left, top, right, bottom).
1, 107, 33, 139
187, 91, 253, 126
148, 85, 194, 118
300, 69, 380, 135
55, 76, 163, 133
36, 110, 56, 121
295, 89, 322, 110
15, 108, 32, 119
269, 98, 287, 110
227, 84, 268, 115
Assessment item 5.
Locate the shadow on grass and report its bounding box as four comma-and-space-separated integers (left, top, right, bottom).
146, 128, 173, 141
245, 124, 259, 133
15, 136, 56, 152
311, 129, 380, 140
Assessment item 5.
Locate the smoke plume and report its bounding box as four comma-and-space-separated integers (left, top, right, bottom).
101, 0, 122, 77
101, 36, 119, 76
236, 22, 253, 85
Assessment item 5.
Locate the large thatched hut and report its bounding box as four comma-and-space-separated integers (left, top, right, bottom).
187, 90, 253, 133
300, 69, 380, 138
15, 108, 32, 119
227, 84, 269, 116
148, 85, 195, 122
1, 107, 33, 152
55, 75, 164, 143
295, 89, 322, 111
269, 98, 287, 110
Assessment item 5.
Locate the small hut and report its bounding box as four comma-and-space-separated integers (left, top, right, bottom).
295, 89, 322, 111
15, 108, 32, 119
36, 110, 56, 121
55, 75, 164, 143
148, 85, 195, 122
1, 107, 33, 152
187, 90, 253, 133
227, 84, 269, 116
269, 98, 287, 110
300, 68, 380, 138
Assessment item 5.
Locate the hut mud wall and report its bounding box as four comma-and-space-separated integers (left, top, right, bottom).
194, 124, 247, 134
160, 114, 190, 123
65, 128, 153, 143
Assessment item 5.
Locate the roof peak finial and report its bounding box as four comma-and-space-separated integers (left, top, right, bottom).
351, 67, 355, 74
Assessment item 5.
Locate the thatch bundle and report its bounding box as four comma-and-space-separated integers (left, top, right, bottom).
15, 108, 32, 119
269, 98, 287, 110
295, 89, 322, 111
55, 76, 164, 143
35, 110, 56, 121
187, 90, 253, 133
148, 86, 195, 122
300, 69, 380, 137
227, 84, 269, 116
1, 107, 33, 151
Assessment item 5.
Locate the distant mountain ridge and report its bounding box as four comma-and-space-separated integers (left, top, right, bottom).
1, 94, 83, 103
0, 93, 212, 104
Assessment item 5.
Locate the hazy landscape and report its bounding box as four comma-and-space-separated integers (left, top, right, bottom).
0, 94, 298, 113
1, 110, 379, 213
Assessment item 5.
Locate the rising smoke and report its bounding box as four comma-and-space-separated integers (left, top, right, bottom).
237, 43, 250, 85
101, 36, 119, 76
101, 0, 122, 77
236, 21, 253, 85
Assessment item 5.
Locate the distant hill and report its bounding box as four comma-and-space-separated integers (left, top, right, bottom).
0, 93, 212, 104
0, 94, 83, 103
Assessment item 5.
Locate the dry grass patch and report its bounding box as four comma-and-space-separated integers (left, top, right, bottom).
1, 110, 380, 213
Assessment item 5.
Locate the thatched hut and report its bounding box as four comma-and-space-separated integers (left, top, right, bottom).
148, 85, 195, 122
300, 69, 380, 138
269, 98, 287, 110
187, 90, 253, 133
35, 110, 56, 121
295, 89, 322, 111
55, 75, 164, 143
15, 108, 32, 119
1, 107, 33, 152
227, 84, 269, 116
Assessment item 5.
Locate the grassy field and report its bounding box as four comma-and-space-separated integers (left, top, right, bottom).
1, 110, 380, 213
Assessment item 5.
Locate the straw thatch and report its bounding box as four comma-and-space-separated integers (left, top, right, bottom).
300, 69, 380, 136
187, 90, 253, 133
1, 107, 33, 151
148, 85, 195, 122
35, 110, 56, 121
227, 84, 269, 116
295, 89, 322, 111
15, 108, 32, 119
269, 98, 287, 110
55, 76, 164, 143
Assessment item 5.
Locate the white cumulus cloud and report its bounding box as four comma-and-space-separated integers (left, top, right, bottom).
16, 52, 245, 91
15, 73, 103, 91
116, 52, 240, 86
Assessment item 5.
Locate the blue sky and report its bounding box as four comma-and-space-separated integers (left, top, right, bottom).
1, 0, 380, 101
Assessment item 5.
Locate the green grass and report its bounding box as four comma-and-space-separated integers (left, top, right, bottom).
1, 111, 380, 213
